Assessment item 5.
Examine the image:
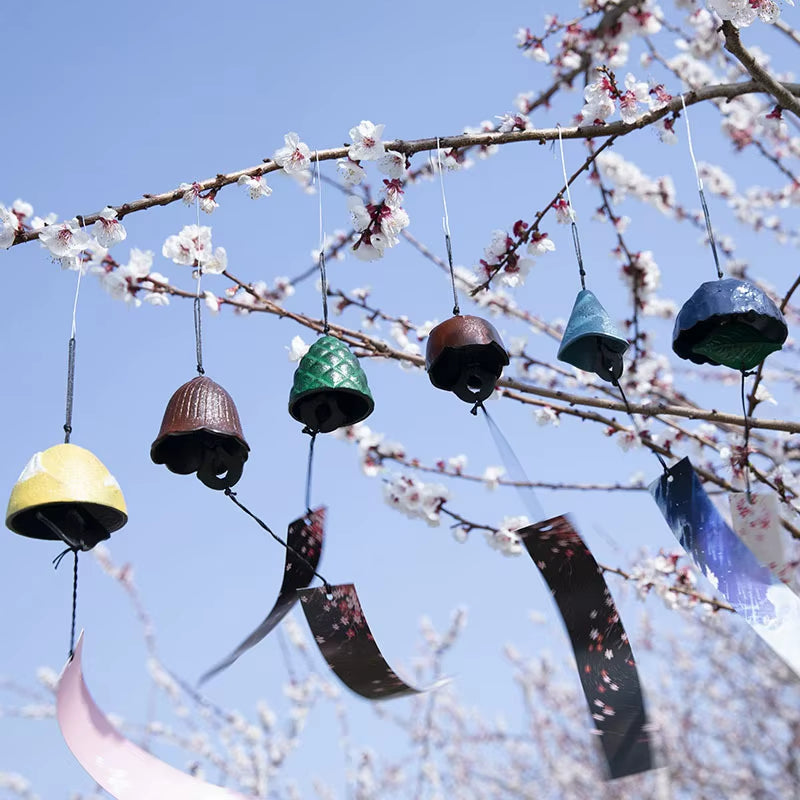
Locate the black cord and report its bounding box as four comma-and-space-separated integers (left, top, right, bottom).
53, 547, 79, 659
571, 220, 586, 291
614, 379, 670, 474
63, 336, 76, 443
699, 188, 723, 279
319, 250, 330, 335
193, 293, 205, 375
445, 233, 460, 316
224, 488, 332, 594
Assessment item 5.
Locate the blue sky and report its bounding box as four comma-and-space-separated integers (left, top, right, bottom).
1, 1, 799, 796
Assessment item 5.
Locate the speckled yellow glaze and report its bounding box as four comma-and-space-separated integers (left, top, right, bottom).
6, 443, 127, 535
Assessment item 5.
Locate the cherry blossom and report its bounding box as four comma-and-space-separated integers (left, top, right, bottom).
162, 224, 225, 273
237, 174, 273, 199
199, 195, 218, 215
581, 78, 615, 122
0, 204, 19, 249
179, 181, 201, 205
618, 73, 650, 123
377, 150, 406, 179
273, 132, 312, 174
336, 158, 366, 187
347, 120, 385, 161
383, 473, 448, 526
92, 207, 127, 248
38, 218, 90, 259
287, 335, 310, 362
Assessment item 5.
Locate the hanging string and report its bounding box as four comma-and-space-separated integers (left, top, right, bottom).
740, 370, 753, 503
224, 488, 332, 593
613, 378, 670, 474
680, 95, 723, 280
478, 403, 546, 523
305, 431, 318, 511
63, 264, 83, 443
52, 547, 79, 659
193, 197, 205, 374
557, 126, 586, 290
435, 139, 460, 316
315, 153, 330, 335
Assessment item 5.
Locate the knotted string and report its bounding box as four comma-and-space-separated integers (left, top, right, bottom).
557, 126, 586, 290
435, 139, 460, 316
740, 370, 754, 503
53, 547, 79, 659
63, 262, 83, 443
680, 94, 723, 280
224, 488, 332, 594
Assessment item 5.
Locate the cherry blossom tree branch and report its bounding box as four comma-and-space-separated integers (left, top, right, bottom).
9, 81, 800, 248
721, 21, 800, 119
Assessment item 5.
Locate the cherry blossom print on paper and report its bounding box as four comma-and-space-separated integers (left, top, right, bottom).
57, 634, 249, 800
298, 583, 434, 700
729, 493, 798, 592
200, 507, 326, 684
515, 515, 654, 780
651, 458, 800, 677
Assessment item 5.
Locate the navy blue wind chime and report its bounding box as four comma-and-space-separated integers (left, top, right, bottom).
6, 112, 800, 796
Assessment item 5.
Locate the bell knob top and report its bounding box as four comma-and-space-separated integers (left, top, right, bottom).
425, 315, 510, 403
151, 376, 249, 490
289, 335, 374, 433
6, 443, 127, 549
557, 289, 630, 383
672, 278, 788, 371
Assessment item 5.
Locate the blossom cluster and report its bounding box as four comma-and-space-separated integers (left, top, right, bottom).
475, 224, 556, 288
382, 473, 449, 526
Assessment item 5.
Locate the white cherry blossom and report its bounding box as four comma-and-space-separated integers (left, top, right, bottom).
0, 204, 19, 249
92, 207, 127, 248
337, 158, 366, 187
237, 174, 273, 199
348, 120, 385, 161
38, 218, 90, 258
273, 132, 312, 174
377, 150, 405, 179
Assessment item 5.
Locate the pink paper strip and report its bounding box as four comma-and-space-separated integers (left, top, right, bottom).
57, 633, 251, 799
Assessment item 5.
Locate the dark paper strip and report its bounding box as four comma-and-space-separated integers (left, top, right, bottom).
516, 515, 654, 779
299, 583, 436, 700
650, 458, 800, 676
200, 507, 326, 684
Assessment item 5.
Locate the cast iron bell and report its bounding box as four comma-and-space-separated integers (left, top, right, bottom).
673, 278, 788, 371
426, 315, 509, 403
557, 289, 630, 382
6, 443, 127, 550
151, 376, 249, 490
289, 335, 375, 433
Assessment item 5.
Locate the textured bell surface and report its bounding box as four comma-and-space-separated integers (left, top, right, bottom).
557, 290, 630, 382
289, 335, 375, 433
6, 443, 127, 550
673, 278, 788, 371
151, 376, 249, 490
425, 315, 510, 403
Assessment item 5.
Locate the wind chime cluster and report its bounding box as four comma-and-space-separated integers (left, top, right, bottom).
3, 75, 799, 794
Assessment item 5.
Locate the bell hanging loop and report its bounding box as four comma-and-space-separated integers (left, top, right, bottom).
289, 335, 375, 433
557, 289, 630, 383
425, 315, 509, 404
151, 376, 250, 490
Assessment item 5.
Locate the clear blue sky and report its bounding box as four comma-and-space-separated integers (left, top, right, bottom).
1, 2, 799, 797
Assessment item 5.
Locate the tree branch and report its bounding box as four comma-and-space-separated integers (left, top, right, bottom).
8, 81, 800, 247
721, 21, 800, 119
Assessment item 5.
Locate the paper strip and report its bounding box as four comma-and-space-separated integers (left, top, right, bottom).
651, 458, 800, 677
516, 515, 654, 779
201, 507, 326, 683
57, 633, 250, 799
299, 583, 434, 700
729, 493, 797, 589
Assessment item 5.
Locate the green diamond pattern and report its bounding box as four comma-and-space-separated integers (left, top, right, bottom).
290, 335, 373, 403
